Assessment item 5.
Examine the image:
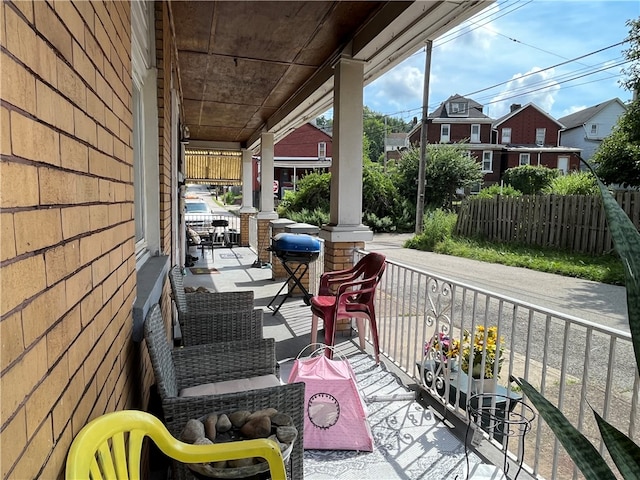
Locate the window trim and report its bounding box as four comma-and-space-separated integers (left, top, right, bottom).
501, 127, 511, 144
449, 101, 468, 116
132, 1, 160, 268
535, 128, 546, 146
557, 155, 569, 175
318, 141, 326, 159
519, 153, 531, 166
589, 124, 598, 136
440, 124, 450, 143
482, 151, 493, 173
470, 124, 480, 143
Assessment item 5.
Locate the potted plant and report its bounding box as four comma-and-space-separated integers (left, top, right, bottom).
460, 325, 504, 392
424, 332, 460, 370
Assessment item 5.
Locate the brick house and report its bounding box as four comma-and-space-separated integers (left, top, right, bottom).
257, 122, 332, 200
408, 94, 503, 187
493, 103, 582, 176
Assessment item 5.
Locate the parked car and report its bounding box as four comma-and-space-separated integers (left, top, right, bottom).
184, 199, 214, 234
184, 183, 210, 199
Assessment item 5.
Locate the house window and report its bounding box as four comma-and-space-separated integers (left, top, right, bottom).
519, 153, 530, 166
449, 101, 468, 115
535, 128, 546, 145
470, 124, 480, 143
318, 142, 326, 159
132, 0, 159, 267
590, 124, 598, 136
482, 151, 493, 172
440, 124, 450, 143
557, 156, 569, 174
502, 128, 511, 144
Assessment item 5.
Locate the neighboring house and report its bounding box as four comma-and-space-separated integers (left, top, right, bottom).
408, 94, 503, 186
384, 132, 410, 162
558, 98, 627, 165
493, 103, 581, 178
254, 122, 332, 201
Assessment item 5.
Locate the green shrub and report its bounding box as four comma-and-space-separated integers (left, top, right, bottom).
223, 190, 237, 205
363, 213, 396, 233
284, 208, 329, 227
476, 184, 522, 198
544, 171, 599, 195
404, 209, 457, 251
503, 165, 559, 194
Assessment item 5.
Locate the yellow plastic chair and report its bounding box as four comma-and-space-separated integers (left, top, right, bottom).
66, 410, 287, 480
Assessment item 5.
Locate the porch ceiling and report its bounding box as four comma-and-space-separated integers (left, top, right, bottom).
171, 1, 490, 151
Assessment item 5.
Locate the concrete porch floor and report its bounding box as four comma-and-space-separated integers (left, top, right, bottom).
176, 243, 533, 480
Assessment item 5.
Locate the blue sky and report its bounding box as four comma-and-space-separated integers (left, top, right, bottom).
355, 0, 639, 124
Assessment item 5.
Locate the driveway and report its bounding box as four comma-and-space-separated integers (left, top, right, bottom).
366, 233, 630, 333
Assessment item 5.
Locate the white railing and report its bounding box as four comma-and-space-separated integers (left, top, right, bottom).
355, 249, 638, 480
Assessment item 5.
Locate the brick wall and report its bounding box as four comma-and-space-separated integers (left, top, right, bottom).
0, 2, 174, 478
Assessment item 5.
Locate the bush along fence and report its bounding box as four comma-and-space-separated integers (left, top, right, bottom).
455, 191, 640, 254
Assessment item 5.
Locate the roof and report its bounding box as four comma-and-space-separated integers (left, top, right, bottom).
429, 94, 489, 119
493, 102, 563, 128
557, 98, 627, 129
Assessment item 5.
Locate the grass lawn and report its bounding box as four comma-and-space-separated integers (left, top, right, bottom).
424, 237, 625, 285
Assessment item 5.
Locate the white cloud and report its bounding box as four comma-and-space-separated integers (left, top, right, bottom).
365, 63, 424, 114
489, 67, 561, 117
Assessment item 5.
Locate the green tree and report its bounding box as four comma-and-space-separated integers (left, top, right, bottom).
395, 145, 483, 210
592, 18, 640, 187
502, 165, 558, 194
363, 107, 411, 163
592, 100, 640, 187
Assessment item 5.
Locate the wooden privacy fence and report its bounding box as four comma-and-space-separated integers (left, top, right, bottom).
455, 191, 640, 254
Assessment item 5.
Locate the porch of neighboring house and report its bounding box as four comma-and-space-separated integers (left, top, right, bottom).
172, 240, 538, 480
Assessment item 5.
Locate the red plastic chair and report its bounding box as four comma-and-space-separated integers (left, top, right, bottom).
310, 252, 386, 363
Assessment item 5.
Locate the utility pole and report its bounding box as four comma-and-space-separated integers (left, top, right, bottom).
383, 115, 387, 170
415, 40, 432, 234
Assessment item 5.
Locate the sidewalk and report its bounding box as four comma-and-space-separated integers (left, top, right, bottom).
367, 233, 629, 332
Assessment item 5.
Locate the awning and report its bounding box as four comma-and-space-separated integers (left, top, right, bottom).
185, 148, 242, 186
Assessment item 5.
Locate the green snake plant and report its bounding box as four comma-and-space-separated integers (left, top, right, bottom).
516, 174, 640, 479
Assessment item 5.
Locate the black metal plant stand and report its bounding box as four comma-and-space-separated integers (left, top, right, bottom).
464, 393, 536, 480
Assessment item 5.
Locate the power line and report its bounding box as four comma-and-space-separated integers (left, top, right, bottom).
464, 42, 626, 97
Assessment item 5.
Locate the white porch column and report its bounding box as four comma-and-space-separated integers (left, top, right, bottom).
239, 148, 256, 213
258, 132, 277, 217
320, 56, 372, 243
258, 132, 278, 225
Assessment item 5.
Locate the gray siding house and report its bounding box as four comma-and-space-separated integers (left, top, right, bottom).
558, 98, 628, 165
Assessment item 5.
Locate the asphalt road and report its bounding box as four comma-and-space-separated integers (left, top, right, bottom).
366, 233, 630, 333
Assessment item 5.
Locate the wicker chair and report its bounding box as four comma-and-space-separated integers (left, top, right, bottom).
144, 304, 305, 480
169, 265, 263, 346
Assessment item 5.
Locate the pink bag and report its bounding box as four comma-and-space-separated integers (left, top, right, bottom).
287, 345, 373, 451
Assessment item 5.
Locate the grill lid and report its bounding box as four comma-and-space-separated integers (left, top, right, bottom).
271, 233, 321, 253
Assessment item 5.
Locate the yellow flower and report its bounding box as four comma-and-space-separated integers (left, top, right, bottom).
460, 325, 504, 379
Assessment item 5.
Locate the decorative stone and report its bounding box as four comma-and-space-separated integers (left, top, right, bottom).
271, 412, 292, 426
240, 415, 271, 439
247, 408, 277, 420
204, 414, 218, 441
185, 409, 297, 477
194, 437, 214, 446
181, 419, 205, 444
229, 410, 251, 428
216, 413, 232, 433
276, 425, 297, 444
